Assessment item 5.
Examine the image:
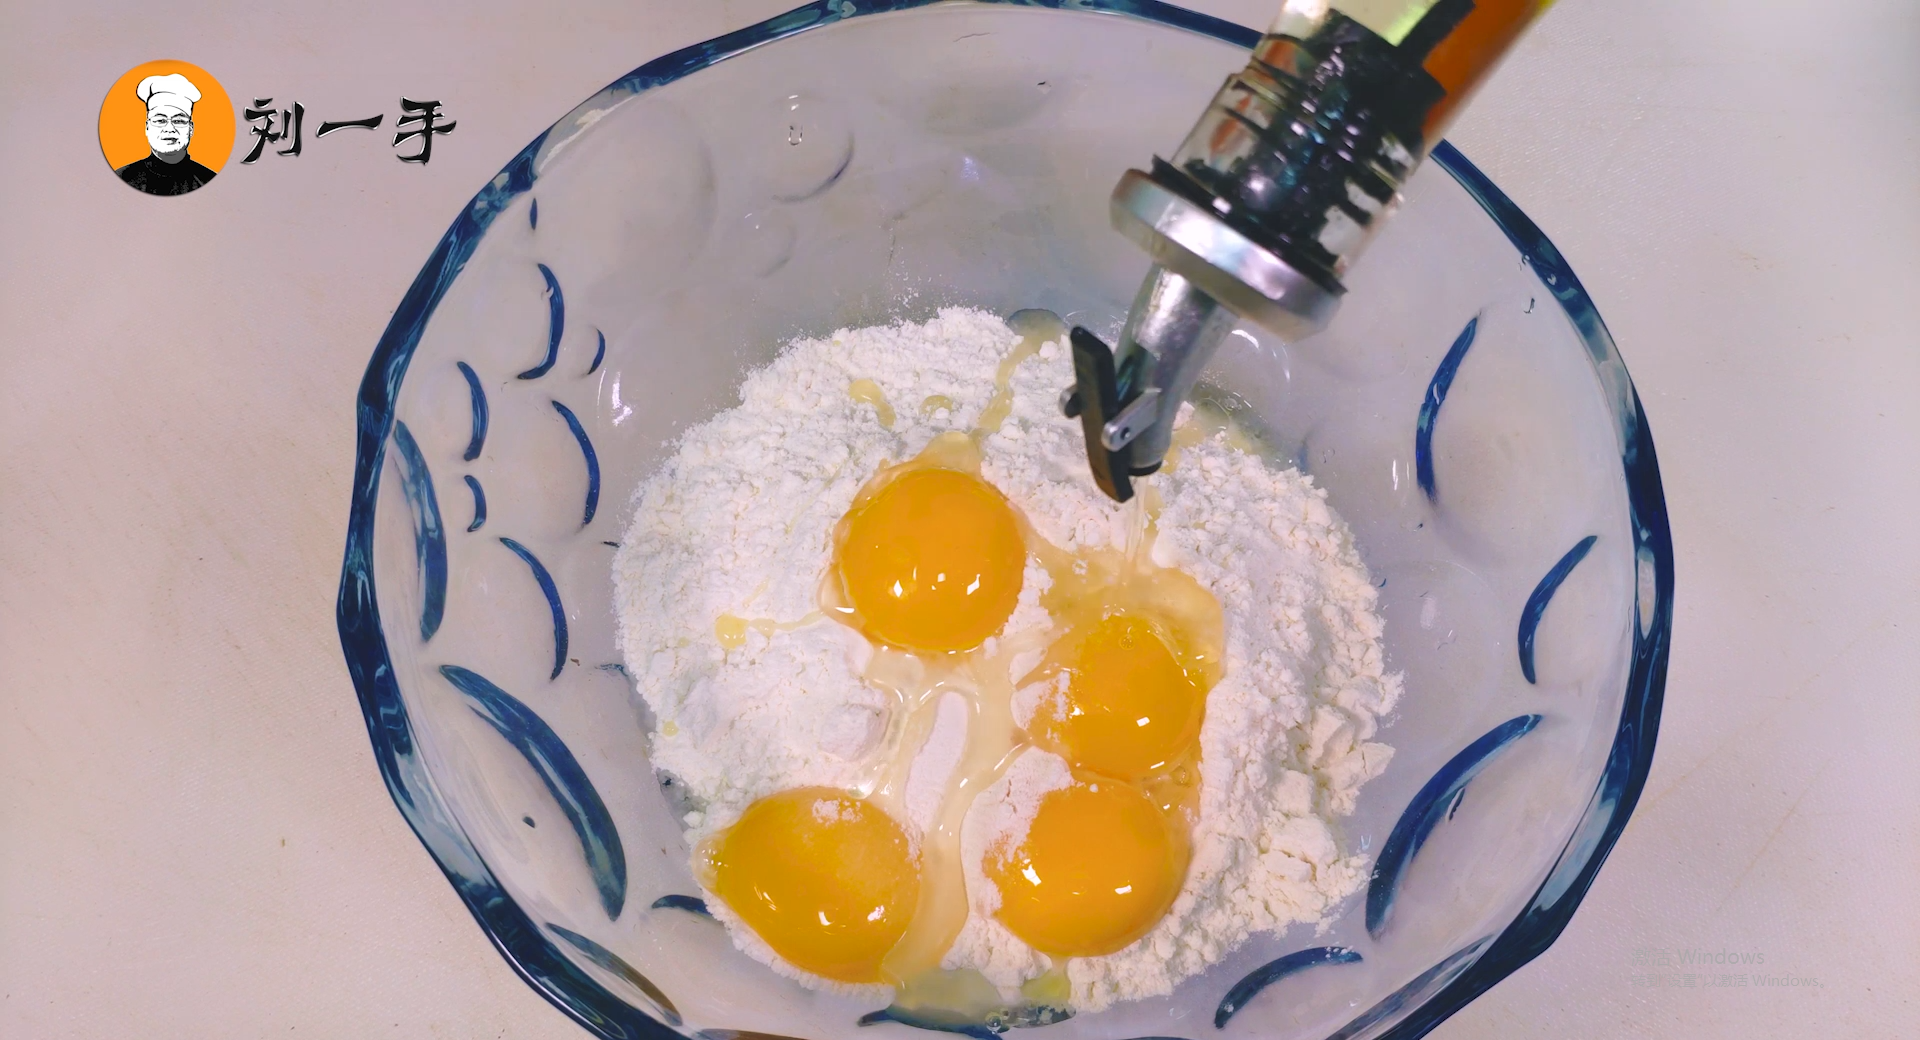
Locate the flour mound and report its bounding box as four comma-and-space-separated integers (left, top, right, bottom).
613, 308, 1401, 1011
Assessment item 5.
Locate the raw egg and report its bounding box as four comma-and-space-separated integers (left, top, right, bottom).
835, 465, 1025, 654
986, 776, 1189, 958
1032, 613, 1205, 781
708, 787, 921, 983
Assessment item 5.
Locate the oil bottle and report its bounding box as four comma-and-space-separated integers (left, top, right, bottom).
1065, 0, 1554, 500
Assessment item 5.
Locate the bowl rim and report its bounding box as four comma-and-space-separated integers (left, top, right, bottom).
334, 2, 1674, 1038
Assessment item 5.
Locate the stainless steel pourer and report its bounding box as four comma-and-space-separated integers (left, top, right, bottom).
1064, 0, 1484, 500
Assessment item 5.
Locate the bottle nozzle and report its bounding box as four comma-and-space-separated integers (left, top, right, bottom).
1068, 0, 1545, 500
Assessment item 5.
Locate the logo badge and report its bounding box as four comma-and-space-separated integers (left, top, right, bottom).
99, 60, 235, 196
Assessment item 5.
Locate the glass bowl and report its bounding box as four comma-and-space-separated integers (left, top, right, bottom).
336, 3, 1673, 1039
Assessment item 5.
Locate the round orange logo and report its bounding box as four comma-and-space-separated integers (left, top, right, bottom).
99, 60, 235, 196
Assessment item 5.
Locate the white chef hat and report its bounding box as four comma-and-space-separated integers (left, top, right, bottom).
136, 73, 201, 116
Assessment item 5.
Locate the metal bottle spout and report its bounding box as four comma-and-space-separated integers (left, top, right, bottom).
1063, 0, 1542, 501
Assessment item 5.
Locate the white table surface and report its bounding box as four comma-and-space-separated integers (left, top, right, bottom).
4, 1, 1915, 1036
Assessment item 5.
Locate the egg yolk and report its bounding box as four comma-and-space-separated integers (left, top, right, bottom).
710, 788, 921, 983
836, 467, 1025, 653
1035, 614, 1204, 781
986, 778, 1188, 958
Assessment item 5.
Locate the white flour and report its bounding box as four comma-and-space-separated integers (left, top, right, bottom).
613, 308, 1401, 1012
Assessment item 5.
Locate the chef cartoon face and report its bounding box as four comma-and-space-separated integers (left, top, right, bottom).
139, 74, 200, 161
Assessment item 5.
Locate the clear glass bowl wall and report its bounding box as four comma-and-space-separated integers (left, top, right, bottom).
337, 4, 1672, 1040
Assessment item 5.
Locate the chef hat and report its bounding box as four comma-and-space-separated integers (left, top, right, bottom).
136, 73, 201, 116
